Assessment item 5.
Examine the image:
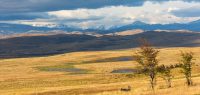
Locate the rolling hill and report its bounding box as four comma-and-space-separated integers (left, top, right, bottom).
1, 30, 200, 58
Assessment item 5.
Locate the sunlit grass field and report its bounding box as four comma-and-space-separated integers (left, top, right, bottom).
0, 47, 200, 95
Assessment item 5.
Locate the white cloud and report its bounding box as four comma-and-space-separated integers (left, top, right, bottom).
48, 9, 93, 19
167, 7, 179, 12
5, 0, 200, 29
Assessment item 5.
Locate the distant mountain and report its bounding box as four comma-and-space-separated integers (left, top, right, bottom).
0, 23, 81, 34
1, 30, 200, 58
1, 20, 200, 34
108, 20, 200, 33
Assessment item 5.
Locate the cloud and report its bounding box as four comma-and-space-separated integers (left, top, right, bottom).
1, 0, 200, 29
2, 0, 198, 13
45, 1, 200, 28
171, 6, 200, 17
0, 13, 48, 21
0, 0, 146, 13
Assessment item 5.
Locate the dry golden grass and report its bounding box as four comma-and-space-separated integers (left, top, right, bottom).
0, 47, 200, 95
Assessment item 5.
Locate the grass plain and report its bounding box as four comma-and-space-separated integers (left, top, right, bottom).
0, 47, 200, 95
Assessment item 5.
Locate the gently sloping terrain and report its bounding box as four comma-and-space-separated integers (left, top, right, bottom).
1, 31, 200, 58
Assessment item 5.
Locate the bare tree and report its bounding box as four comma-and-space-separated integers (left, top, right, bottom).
135, 39, 159, 90
180, 52, 194, 86
157, 65, 173, 88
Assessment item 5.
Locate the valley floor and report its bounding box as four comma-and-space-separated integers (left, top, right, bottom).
0, 47, 200, 95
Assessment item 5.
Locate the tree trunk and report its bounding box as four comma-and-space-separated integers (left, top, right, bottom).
186, 73, 193, 86
167, 78, 171, 88
149, 72, 156, 90
186, 77, 193, 86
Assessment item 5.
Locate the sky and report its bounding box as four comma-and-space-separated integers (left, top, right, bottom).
1, 0, 200, 29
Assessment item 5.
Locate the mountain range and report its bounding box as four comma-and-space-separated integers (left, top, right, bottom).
1, 19, 200, 58
1, 20, 200, 35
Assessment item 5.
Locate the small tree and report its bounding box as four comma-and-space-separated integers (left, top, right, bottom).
135, 39, 159, 90
180, 52, 194, 86
157, 65, 173, 88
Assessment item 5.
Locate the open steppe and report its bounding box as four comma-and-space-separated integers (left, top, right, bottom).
0, 47, 200, 95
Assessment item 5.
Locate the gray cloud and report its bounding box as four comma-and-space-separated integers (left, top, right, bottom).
0, 0, 146, 13
1, 0, 200, 28
3, 0, 199, 13
172, 6, 200, 17
0, 0, 147, 22
0, 13, 49, 21
1, 0, 200, 13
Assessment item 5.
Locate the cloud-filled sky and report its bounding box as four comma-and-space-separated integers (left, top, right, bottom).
1, 0, 200, 29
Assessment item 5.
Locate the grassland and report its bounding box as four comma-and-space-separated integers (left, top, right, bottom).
0, 47, 200, 95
